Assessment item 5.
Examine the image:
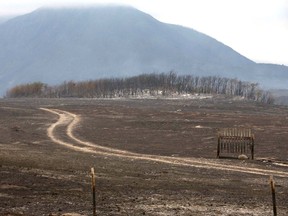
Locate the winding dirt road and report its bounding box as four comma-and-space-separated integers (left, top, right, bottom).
40, 108, 288, 178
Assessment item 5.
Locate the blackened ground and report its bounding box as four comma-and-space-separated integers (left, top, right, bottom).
0, 97, 288, 215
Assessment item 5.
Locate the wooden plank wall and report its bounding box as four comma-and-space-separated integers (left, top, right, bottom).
217, 128, 254, 159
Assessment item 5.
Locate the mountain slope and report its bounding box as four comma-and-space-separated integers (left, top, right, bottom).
0, 6, 287, 95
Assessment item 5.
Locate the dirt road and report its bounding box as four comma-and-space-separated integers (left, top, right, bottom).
40, 108, 288, 178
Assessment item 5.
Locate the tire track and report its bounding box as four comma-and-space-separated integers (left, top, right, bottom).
40, 108, 288, 178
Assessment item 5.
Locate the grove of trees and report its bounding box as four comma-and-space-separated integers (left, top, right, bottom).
5, 72, 274, 104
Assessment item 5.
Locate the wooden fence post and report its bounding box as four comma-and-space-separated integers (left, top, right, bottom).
251, 135, 255, 160
217, 135, 220, 158
270, 176, 277, 216
91, 167, 96, 216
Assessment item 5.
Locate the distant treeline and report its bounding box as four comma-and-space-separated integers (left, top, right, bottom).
5, 72, 274, 104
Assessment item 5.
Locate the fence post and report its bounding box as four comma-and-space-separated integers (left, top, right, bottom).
217, 135, 220, 158
251, 135, 255, 160
270, 176, 277, 216
91, 167, 96, 216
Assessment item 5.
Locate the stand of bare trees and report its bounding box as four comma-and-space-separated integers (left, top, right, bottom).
5, 72, 274, 104
5, 82, 47, 98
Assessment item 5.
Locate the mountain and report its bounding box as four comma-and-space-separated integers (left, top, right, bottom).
0, 6, 287, 96
0, 16, 13, 24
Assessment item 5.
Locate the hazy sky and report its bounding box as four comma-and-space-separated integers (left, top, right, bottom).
1, 0, 287, 65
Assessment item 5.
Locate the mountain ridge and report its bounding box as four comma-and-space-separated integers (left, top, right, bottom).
0, 6, 287, 96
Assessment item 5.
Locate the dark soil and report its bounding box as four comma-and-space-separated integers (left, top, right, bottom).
1, 97, 288, 215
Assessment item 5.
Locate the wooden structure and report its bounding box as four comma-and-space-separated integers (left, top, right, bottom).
217, 128, 254, 159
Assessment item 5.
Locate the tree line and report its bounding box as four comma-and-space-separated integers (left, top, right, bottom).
5, 72, 274, 104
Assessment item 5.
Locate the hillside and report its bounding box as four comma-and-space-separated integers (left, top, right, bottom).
0, 6, 287, 96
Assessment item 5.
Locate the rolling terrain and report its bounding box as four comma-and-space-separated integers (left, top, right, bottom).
0, 6, 288, 96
